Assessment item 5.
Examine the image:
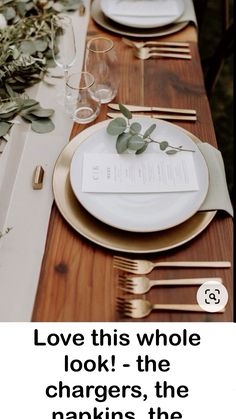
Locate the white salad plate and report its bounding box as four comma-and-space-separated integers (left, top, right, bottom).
100, 0, 185, 29
69, 118, 209, 233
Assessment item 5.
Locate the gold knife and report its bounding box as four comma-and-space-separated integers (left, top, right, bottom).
107, 112, 197, 122
108, 103, 197, 115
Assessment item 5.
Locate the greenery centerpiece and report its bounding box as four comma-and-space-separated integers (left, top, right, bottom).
0, 0, 83, 141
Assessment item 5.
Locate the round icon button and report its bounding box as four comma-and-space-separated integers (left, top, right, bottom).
196, 281, 228, 312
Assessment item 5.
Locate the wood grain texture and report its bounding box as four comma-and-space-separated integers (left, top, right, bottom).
32, 16, 233, 322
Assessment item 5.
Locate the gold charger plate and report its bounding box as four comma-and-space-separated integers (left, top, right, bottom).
91, 0, 189, 38
53, 121, 216, 254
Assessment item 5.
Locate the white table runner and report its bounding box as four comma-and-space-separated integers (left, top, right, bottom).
0, 1, 90, 321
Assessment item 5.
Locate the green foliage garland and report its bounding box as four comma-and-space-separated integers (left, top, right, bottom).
0, 0, 83, 141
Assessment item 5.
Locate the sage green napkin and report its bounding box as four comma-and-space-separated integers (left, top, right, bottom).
177, 0, 198, 27
197, 142, 233, 216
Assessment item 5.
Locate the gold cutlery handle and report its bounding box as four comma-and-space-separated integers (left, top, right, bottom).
150, 52, 191, 59
152, 304, 224, 312
151, 107, 196, 115
145, 41, 190, 47
148, 47, 190, 53
107, 112, 196, 121
122, 37, 190, 47
150, 277, 223, 287
151, 114, 196, 121
153, 261, 231, 268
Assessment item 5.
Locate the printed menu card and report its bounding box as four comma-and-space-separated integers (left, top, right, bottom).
82, 153, 199, 193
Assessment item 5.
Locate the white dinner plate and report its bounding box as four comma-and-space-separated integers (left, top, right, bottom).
69, 118, 209, 233
100, 0, 185, 29
92, 0, 189, 38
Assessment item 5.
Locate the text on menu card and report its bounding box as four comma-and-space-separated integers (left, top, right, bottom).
82, 153, 199, 193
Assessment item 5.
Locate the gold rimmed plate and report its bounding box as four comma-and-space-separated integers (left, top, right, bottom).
52, 122, 216, 253
91, 0, 189, 38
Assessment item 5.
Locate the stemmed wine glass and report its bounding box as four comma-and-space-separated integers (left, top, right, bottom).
51, 14, 76, 99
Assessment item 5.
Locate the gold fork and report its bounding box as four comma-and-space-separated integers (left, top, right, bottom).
116, 298, 225, 318
113, 256, 231, 275
122, 37, 190, 49
134, 47, 192, 60
118, 275, 223, 294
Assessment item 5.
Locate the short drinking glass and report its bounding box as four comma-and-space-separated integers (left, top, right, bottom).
65, 72, 100, 124
85, 37, 119, 104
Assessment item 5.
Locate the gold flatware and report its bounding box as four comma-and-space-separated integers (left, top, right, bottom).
116, 298, 224, 318
134, 48, 192, 60
135, 46, 190, 53
107, 112, 197, 122
118, 275, 223, 295
108, 103, 197, 115
113, 256, 231, 275
122, 37, 190, 49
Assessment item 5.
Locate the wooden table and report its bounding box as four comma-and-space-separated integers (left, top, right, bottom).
32, 17, 233, 322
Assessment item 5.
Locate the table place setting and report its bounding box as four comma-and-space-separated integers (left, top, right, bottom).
91, 0, 197, 38
0, 0, 233, 322
52, 107, 233, 253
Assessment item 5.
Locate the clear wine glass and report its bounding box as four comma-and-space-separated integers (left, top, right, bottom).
85, 37, 119, 104
51, 14, 76, 97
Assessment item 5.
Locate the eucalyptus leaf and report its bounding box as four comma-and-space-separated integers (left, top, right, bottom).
20, 113, 36, 122
143, 123, 156, 139
0, 101, 19, 114
128, 135, 145, 151
4, 83, 16, 98
34, 39, 48, 52
20, 40, 36, 55
0, 121, 12, 137
136, 143, 148, 155
166, 149, 178, 155
0, 110, 18, 119
118, 104, 132, 120
52, 3, 64, 12
116, 132, 132, 154
3, 6, 16, 20
25, 2, 35, 11
12, 47, 20, 60
130, 122, 142, 134
107, 117, 127, 136
15, 2, 26, 16
30, 108, 54, 118
21, 99, 39, 110
159, 141, 169, 151
31, 118, 55, 133
15, 75, 26, 83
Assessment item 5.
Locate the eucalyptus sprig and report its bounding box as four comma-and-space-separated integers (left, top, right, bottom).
107, 104, 195, 155
0, 89, 55, 138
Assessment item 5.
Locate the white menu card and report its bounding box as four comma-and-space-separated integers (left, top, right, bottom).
82, 153, 199, 193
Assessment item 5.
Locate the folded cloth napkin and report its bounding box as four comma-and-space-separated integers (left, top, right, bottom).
105, 0, 181, 17
177, 0, 197, 26
197, 142, 233, 216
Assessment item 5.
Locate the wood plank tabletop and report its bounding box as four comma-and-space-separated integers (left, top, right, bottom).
32, 17, 233, 322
